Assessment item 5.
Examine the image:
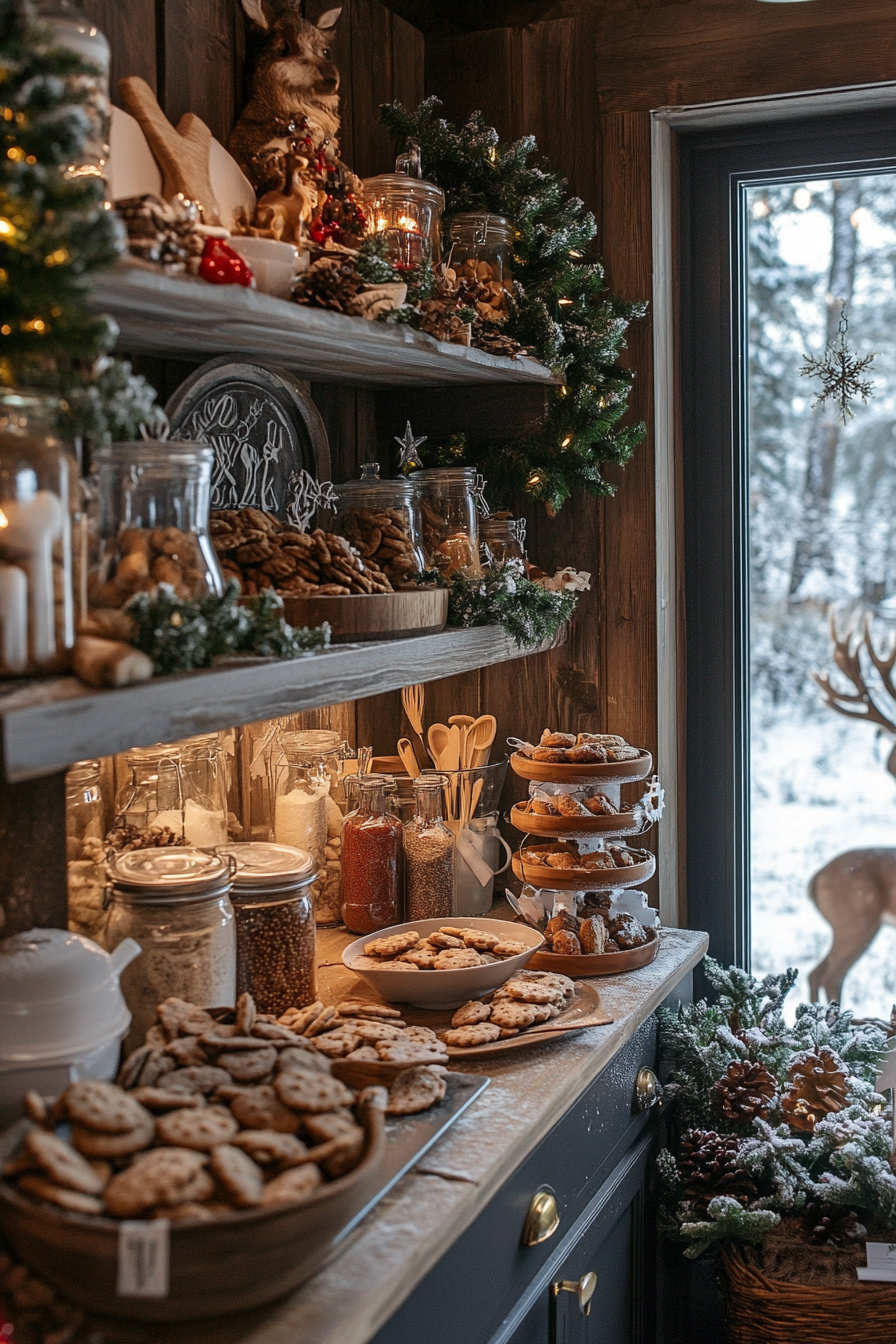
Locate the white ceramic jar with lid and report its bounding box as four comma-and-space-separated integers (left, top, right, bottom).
103, 847, 236, 1049
0, 928, 140, 1126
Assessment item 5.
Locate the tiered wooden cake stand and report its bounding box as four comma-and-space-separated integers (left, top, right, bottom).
508, 749, 660, 975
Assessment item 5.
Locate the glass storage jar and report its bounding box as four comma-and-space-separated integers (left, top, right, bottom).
103, 847, 236, 1048
217, 842, 317, 1015
0, 391, 78, 676
404, 776, 454, 922
445, 213, 513, 317
111, 734, 229, 849
327, 465, 425, 586
342, 777, 403, 934
273, 729, 341, 926
89, 440, 223, 609
361, 173, 444, 270
412, 467, 482, 577
36, 1, 110, 182
480, 512, 526, 566
65, 759, 108, 940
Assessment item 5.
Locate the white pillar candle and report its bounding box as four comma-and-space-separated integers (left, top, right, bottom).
1, 490, 65, 665
0, 562, 28, 674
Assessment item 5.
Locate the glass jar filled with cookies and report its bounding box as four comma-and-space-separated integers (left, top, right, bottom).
88, 441, 224, 610
412, 467, 481, 577
326, 465, 426, 587
445, 212, 513, 318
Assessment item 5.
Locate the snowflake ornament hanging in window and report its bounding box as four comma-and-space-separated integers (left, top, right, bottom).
801, 303, 876, 424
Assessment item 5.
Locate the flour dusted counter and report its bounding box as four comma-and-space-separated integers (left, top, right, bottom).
107, 926, 705, 1344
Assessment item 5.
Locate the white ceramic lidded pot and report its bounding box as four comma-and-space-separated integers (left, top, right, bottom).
0, 927, 140, 1126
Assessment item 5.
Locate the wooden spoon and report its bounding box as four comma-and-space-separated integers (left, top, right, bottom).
449, 714, 475, 769
397, 738, 420, 779
427, 723, 452, 769
466, 714, 497, 768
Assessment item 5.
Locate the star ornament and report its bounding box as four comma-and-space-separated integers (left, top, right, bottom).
394, 421, 427, 474
801, 305, 876, 425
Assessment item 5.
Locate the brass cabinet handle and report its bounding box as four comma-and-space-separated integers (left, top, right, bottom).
635, 1066, 664, 1112
553, 1271, 598, 1317
521, 1189, 560, 1246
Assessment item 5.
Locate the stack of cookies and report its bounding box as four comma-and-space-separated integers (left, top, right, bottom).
210, 507, 394, 598
2, 990, 446, 1224
278, 997, 451, 1070
441, 969, 576, 1047
520, 842, 645, 874
540, 903, 649, 957
523, 731, 643, 766
347, 926, 529, 973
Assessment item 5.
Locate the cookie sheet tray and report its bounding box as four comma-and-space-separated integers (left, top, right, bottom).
335, 1070, 490, 1243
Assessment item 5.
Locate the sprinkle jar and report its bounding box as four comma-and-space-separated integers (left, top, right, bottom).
341, 778, 403, 934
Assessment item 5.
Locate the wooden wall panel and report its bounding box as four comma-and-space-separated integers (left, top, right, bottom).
162, 0, 245, 143
82, 0, 157, 92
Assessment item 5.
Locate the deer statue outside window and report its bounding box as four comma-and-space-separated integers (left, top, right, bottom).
807, 609, 896, 1002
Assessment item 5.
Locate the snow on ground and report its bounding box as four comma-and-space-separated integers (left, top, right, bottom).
751, 711, 896, 1018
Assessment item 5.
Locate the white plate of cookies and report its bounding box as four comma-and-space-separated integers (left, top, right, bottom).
342, 918, 545, 1009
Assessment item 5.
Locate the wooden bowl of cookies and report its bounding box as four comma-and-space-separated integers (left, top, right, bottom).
512, 841, 656, 891
0, 1095, 385, 1321
510, 731, 651, 784
526, 906, 660, 977
342, 918, 545, 1009
529, 927, 659, 977
510, 796, 646, 838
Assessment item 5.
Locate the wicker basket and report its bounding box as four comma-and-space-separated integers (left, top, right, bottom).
722, 1243, 896, 1343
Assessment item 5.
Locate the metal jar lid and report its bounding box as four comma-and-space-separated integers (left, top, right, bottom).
107, 848, 233, 902
216, 842, 317, 901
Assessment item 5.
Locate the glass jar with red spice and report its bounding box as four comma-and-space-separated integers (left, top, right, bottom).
341, 778, 403, 934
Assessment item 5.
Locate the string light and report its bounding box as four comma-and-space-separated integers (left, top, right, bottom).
561, 435, 572, 448
0, 218, 14, 238
558, 297, 573, 306
568, 249, 583, 258
6, 146, 24, 162
44, 248, 69, 267
0, 325, 11, 336
22, 318, 47, 333
526, 470, 544, 489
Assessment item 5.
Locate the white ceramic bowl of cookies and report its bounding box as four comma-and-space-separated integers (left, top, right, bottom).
342, 917, 545, 1010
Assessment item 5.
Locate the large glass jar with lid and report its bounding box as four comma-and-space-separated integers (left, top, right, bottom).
445, 213, 513, 318
88, 440, 223, 610
103, 848, 236, 1048
65, 759, 108, 940
412, 467, 482, 577
218, 841, 318, 1015
273, 729, 342, 926
111, 734, 229, 849
361, 174, 444, 270
341, 777, 403, 933
0, 391, 79, 676
327, 464, 425, 587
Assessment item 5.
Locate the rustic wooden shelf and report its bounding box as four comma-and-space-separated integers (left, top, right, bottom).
91, 263, 560, 389
0, 626, 551, 782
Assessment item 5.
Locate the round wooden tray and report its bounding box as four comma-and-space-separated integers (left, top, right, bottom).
528, 926, 659, 978
0, 1102, 385, 1321
510, 750, 653, 784
280, 587, 448, 643
512, 842, 656, 891
510, 801, 647, 839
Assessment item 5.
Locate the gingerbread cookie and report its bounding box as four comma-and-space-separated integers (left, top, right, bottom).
70, 1113, 155, 1158
104, 1147, 213, 1217
17, 1174, 104, 1215
387, 1066, 447, 1116
434, 948, 482, 969
24, 1130, 104, 1196
261, 1165, 323, 1207
489, 1000, 541, 1030
365, 931, 420, 958
229, 1085, 301, 1134
273, 1071, 355, 1114
231, 1130, 310, 1167
209, 1144, 264, 1207
450, 1001, 492, 1028
156, 1104, 238, 1151
63, 1080, 148, 1135
442, 1022, 502, 1047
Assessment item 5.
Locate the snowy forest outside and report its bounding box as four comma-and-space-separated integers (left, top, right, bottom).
748, 172, 896, 1020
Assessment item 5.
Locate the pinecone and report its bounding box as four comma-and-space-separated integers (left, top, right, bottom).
471, 321, 527, 358
294, 255, 364, 313
714, 1060, 777, 1122
801, 1199, 865, 1246
115, 194, 204, 274
781, 1048, 848, 1131
679, 1129, 759, 1215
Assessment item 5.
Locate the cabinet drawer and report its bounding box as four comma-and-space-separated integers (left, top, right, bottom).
370, 1017, 661, 1344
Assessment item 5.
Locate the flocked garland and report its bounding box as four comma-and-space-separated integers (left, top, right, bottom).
656, 957, 895, 1260
380, 97, 647, 514
419, 559, 578, 648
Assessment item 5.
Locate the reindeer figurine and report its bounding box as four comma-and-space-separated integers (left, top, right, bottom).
807, 610, 896, 1002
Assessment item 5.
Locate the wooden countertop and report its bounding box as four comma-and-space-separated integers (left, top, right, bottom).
137, 921, 707, 1344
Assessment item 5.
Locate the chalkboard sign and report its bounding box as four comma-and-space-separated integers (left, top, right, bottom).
166, 358, 331, 520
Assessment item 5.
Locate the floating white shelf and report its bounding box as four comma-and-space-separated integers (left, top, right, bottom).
0, 626, 552, 781
91, 263, 560, 389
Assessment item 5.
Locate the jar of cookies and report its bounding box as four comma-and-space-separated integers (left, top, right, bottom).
341, 777, 403, 934
103, 847, 236, 1048
109, 734, 229, 850
327, 465, 425, 586
0, 390, 79, 675
412, 467, 482, 577
88, 440, 224, 609
480, 512, 526, 567
217, 842, 317, 1016
445, 213, 513, 318
405, 776, 454, 922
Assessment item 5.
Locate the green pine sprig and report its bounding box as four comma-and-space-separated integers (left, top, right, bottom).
380, 97, 647, 513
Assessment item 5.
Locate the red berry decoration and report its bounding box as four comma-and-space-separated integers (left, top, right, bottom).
198, 238, 254, 288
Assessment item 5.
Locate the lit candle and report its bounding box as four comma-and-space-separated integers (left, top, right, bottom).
0, 561, 28, 674
0, 490, 65, 665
